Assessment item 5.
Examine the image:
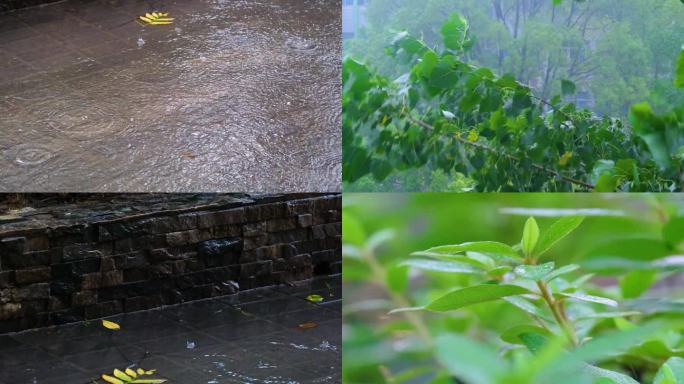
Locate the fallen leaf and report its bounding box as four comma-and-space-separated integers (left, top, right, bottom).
139, 11, 175, 25
306, 294, 324, 303
180, 151, 196, 159
113, 369, 132, 382
125, 368, 138, 378
102, 374, 124, 384
298, 322, 318, 330
102, 319, 120, 330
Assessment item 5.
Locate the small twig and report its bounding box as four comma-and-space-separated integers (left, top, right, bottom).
537, 281, 578, 346
405, 115, 595, 189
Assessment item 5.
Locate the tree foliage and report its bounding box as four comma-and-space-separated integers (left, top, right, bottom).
343, 12, 684, 191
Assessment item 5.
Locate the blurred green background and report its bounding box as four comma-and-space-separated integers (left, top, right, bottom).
343, 193, 684, 383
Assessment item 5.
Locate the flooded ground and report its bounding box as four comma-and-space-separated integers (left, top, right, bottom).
0, 274, 341, 383
0, 0, 341, 192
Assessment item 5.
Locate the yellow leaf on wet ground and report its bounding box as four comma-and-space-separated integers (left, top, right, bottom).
102, 374, 124, 384
138, 11, 175, 26
113, 368, 132, 381
298, 321, 318, 329
306, 294, 324, 303
125, 368, 138, 378
101, 319, 120, 330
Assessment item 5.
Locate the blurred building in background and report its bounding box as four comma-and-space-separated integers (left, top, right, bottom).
342, 0, 369, 39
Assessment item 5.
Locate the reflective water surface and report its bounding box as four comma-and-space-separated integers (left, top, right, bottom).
0, 276, 342, 383
0, 0, 341, 192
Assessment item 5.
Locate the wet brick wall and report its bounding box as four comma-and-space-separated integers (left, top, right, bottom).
0, 195, 341, 333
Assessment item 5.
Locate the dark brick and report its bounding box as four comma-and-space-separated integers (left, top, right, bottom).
63, 243, 101, 261
2, 250, 50, 269
0, 303, 22, 321
166, 230, 201, 246
123, 268, 148, 282
297, 214, 313, 228
0, 271, 13, 288
198, 238, 241, 267
15, 267, 51, 285
7, 283, 49, 300
120, 251, 147, 269
72, 291, 97, 307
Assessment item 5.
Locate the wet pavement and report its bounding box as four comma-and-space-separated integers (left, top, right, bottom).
0, 0, 341, 192
0, 274, 341, 383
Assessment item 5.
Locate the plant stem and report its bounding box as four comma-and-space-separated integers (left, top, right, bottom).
536, 281, 579, 346
405, 115, 596, 190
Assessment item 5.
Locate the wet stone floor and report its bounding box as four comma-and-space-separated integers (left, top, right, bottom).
0, 275, 342, 383
0, 0, 341, 192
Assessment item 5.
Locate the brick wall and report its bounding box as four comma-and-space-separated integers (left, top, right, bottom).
0, 194, 341, 333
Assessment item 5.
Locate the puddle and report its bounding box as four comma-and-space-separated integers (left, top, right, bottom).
0, 0, 341, 192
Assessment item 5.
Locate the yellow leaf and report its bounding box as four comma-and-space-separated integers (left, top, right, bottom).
559, 151, 573, 166
139, 16, 152, 23
152, 12, 160, 17
145, 12, 154, 18
145, 370, 157, 375
137, 368, 145, 375
130, 380, 167, 383
126, 368, 138, 378
160, 12, 169, 17
102, 319, 120, 330
467, 129, 479, 142
298, 321, 318, 329
114, 368, 132, 381
149, 21, 173, 25
102, 374, 124, 384
306, 294, 324, 303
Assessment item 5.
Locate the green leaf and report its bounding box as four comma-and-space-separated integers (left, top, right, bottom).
570, 320, 666, 362
622, 299, 684, 315
522, 217, 540, 257
561, 79, 576, 96
488, 265, 512, 277
424, 284, 531, 312
435, 334, 506, 384
629, 102, 670, 168
514, 262, 555, 281
583, 365, 639, 384
654, 357, 684, 384
441, 13, 469, 51
574, 312, 641, 321
630, 339, 684, 360
401, 259, 483, 274
675, 48, 684, 88
536, 216, 585, 257
663, 216, 684, 248
421, 241, 519, 258
501, 325, 552, 353
543, 264, 580, 283
342, 212, 366, 246
619, 270, 657, 299
560, 292, 618, 307
503, 296, 554, 322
